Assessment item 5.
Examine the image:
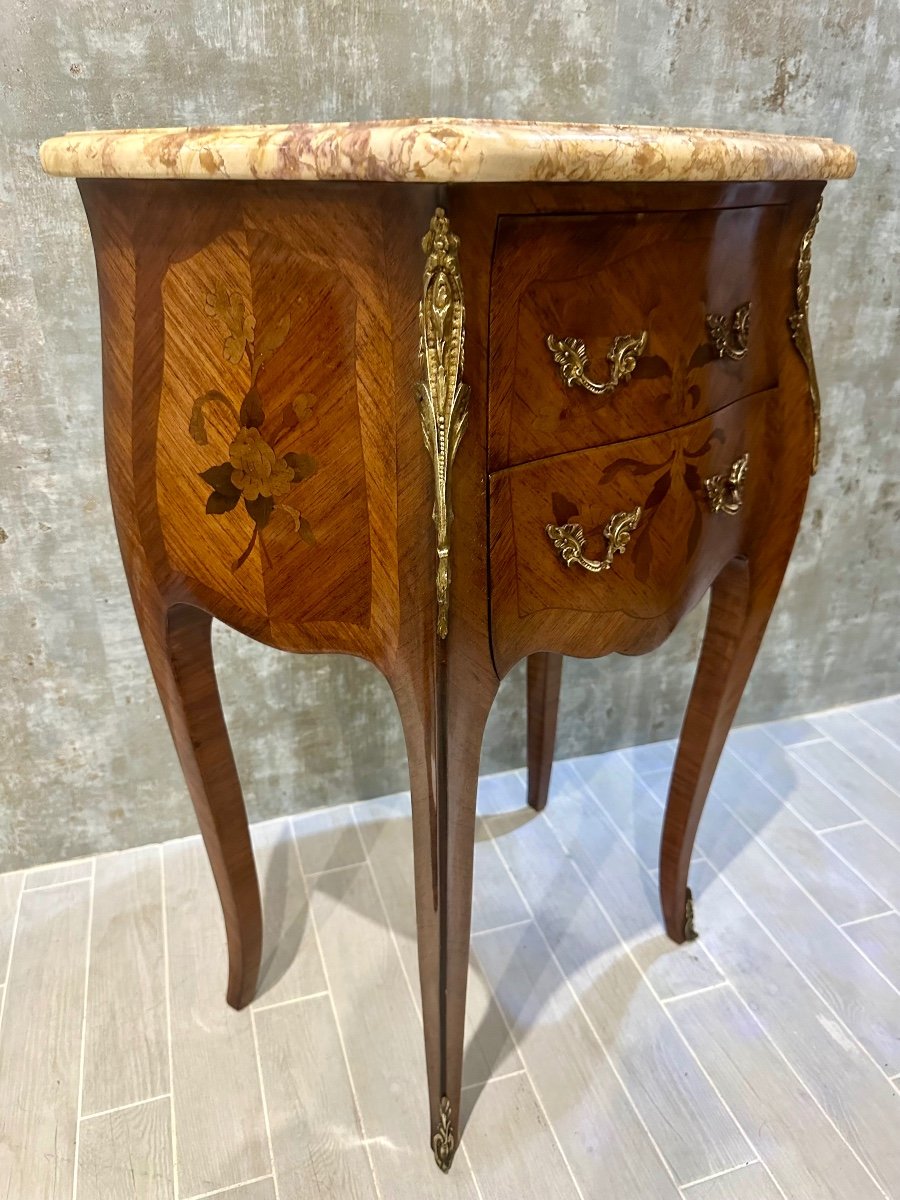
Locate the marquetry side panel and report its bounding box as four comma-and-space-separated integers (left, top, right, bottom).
80, 180, 426, 664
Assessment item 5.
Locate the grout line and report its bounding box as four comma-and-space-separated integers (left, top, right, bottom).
818, 820, 866, 834
772, 735, 828, 748
680, 1159, 762, 1193
81, 1092, 172, 1122
301, 859, 368, 879
557, 762, 788, 1199
716, 777, 900, 1023
788, 749, 900, 854
804, 719, 900, 801
840, 910, 895, 929
662, 981, 729, 1005
0, 871, 25, 1023
717, 978, 892, 1199
579, 748, 896, 1194
840, 909, 896, 930
70, 859, 96, 1200
711, 871, 897, 1194
183, 1174, 275, 1200
249, 1008, 280, 1200
348, 811, 487, 1200
471, 916, 532, 938
21, 875, 93, 894
252, 989, 331, 1014
851, 709, 900, 755
719, 798, 900, 996
159, 845, 179, 1200
461, 1068, 526, 1092
293, 825, 383, 1200
700, 748, 900, 996
727, 791, 900, 928
479, 786, 671, 1198
467, 924, 588, 1200
702, 788, 900, 1069
348, 810, 422, 1019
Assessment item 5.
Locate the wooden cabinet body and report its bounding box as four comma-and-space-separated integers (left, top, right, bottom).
42, 120, 854, 1172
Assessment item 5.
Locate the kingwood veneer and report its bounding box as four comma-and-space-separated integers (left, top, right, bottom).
41, 119, 856, 1171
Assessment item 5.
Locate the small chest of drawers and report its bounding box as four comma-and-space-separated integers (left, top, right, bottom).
40, 119, 855, 1173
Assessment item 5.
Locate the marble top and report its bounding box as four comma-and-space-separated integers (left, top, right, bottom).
39, 119, 856, 184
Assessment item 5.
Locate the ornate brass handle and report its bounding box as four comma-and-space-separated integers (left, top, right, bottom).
546, 331, 648, 396
706, 302, 751, 360
705, 453, 749, 515
546, 506, 642, 573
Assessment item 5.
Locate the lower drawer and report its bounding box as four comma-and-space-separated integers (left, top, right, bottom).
489, 389, 776, 671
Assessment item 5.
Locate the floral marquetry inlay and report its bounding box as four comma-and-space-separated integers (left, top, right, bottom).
189, 281, 318, 573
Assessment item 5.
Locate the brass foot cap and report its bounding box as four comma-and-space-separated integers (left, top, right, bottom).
432, 1095, 456, 1172
684, 887, 699, 941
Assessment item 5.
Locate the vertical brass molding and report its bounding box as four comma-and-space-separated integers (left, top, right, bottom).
789, 196, 823, 474
417, 207, 470, 639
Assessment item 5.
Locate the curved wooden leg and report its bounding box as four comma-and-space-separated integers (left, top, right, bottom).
526, 653, 563, 812
140, 600, 262, 1009
659, 553, 791, 943
391, 647, 498, 1172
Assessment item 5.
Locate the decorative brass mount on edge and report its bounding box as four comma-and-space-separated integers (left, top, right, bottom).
546, 505, 642, 573
546, 330, 648, 396
432, 1095, 456, 1172
789, 197, 823, 474
707, 302, 751, 360
417, 208, 471, 639
705, 453, 749, 515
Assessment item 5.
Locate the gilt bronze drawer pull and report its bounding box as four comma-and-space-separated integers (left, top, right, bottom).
707, 302, 751, 360
546, 505, 642, 573
546, 331, 648, 396
705, 452, 749, 515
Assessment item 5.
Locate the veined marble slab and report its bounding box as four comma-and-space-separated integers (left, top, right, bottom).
40, 118, 856, 183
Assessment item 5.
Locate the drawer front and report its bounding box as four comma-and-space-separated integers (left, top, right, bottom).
488, 205, 787, 469
489, 390, 776, 669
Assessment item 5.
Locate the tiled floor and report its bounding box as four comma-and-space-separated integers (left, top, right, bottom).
1, 696, 899, 1200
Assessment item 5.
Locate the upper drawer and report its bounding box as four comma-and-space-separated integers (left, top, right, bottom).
488, 204, 788, 469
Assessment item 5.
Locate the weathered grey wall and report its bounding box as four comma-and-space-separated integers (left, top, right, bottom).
0, 0, 897, 869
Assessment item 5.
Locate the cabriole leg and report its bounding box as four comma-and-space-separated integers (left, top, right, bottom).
659, 546, 797, 943
392, 648, 498, 1171
526, 653, 563, 812
137, 600, 262, 1008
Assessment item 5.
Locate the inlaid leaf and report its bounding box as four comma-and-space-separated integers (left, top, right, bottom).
189, 390, 233, 444
279, 393, 317, 434
644, 468, 672, 510
199, 463, 239, 496
206, 491, 240, 515
631, 355, 670, 380
239, 386, 265, 428
686, 427, 727, 459
688, 343, 717, 370
551, 491, 579, 526
206, 282, 255, 363
633, 526, 654, 584
245, 494, 274, 529
283, 452, 317, 483
598, 454, 672, 484
282, 505, 316, 544
293, 393, 316, 423
251, 313, 291, 381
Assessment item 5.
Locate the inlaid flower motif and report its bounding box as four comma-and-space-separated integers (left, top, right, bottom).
189, 280, 318, 572
228, 428, 294, 501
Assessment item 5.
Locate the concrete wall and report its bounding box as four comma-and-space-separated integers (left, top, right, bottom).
1, 0, 897, 868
